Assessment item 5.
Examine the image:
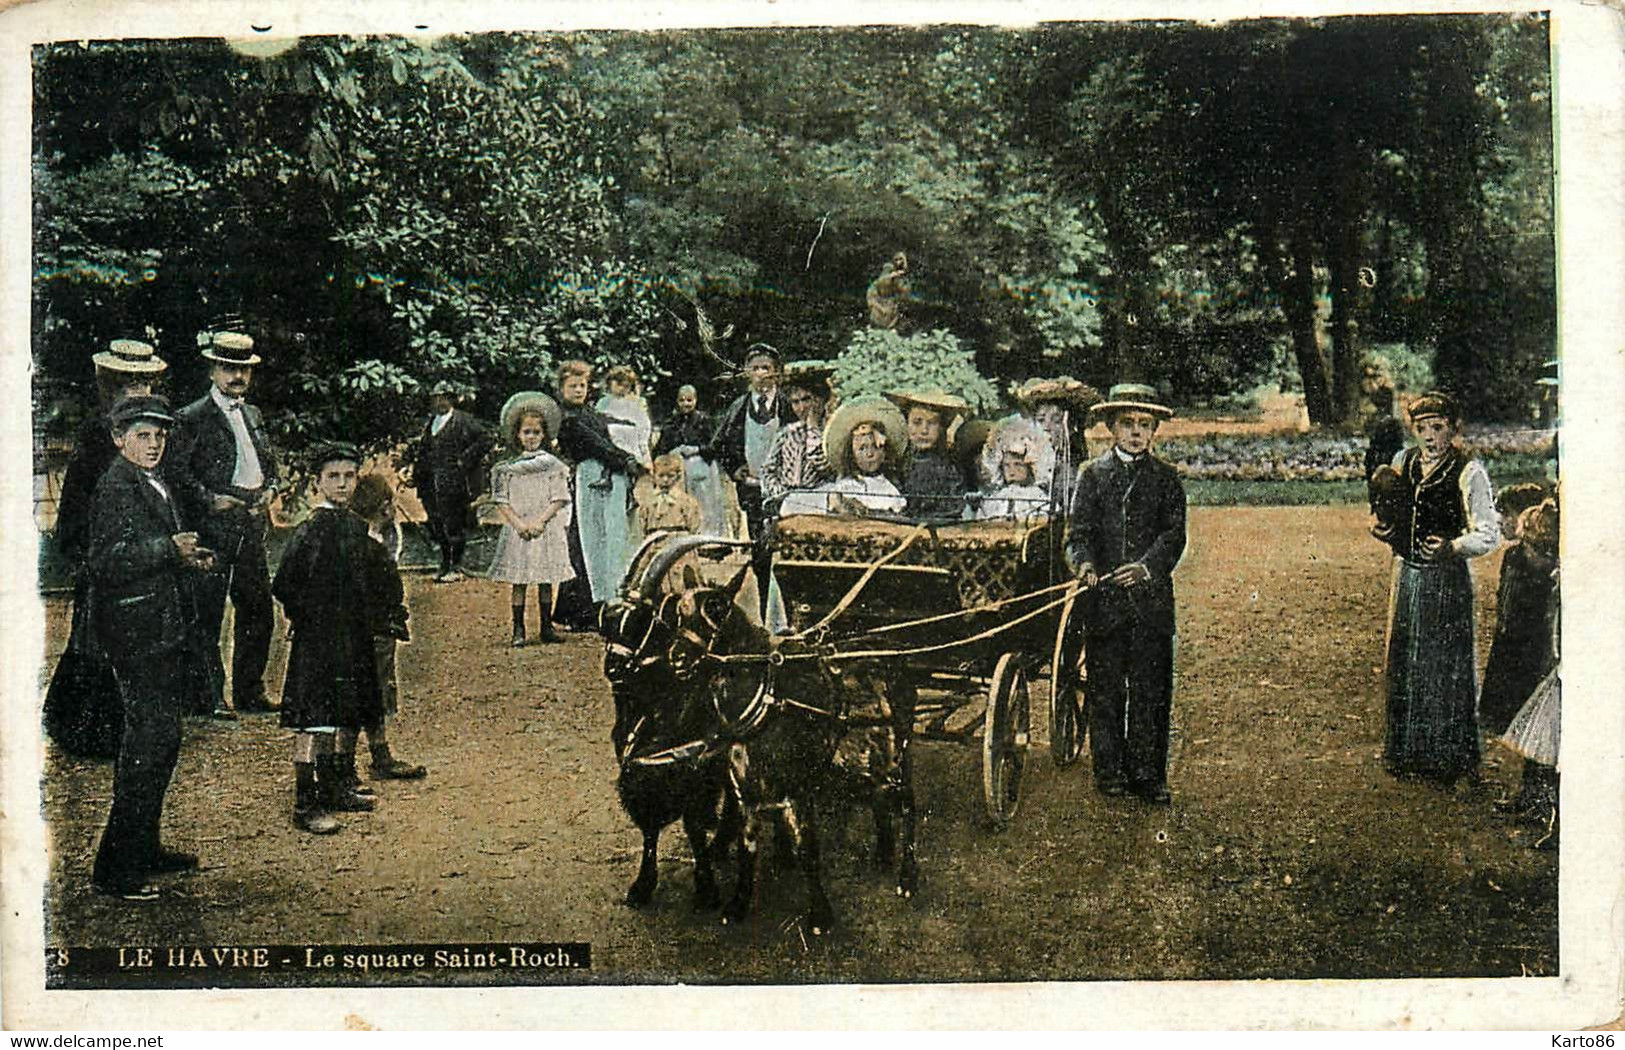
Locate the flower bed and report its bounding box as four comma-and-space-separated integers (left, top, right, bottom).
1138, 425, 1555, 482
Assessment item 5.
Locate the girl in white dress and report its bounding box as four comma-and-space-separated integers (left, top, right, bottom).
488, 392, 574, 646
972, 418, 1055, 520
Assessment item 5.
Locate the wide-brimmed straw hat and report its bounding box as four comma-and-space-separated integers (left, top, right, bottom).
823, 396, 906, 477
197, 315, 261, 365
93, 339, 169, 375
499, 390, 562, 443
1013, 375, 1100, 410
428, 379, 470, 401
884, 388, 970, 422
1089, 382, 1174, 422
741, 342, 782, 366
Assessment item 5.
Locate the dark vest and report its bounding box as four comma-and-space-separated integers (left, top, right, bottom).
1398, 448, 1467, 560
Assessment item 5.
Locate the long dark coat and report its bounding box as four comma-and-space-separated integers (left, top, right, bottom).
44, 411, 125, 758
1064, 451, 1188, 637
273, 507, 399, 730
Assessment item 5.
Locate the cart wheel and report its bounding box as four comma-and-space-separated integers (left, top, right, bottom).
982, 652, 1030, 829
1048, 592, 1085, 767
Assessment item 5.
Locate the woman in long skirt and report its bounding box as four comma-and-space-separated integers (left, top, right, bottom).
1372, 391, 1500, 787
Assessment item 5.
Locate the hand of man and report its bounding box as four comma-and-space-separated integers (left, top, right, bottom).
1419, 535, 1454, 562
1075, 562, 1098, 589
212, 493, 246, 512
1105, 562, 1151, 588
173, 532, 213, 570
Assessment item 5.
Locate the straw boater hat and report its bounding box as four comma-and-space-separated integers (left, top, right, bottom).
1089, 382, 1174, 423
1013, 375, 1101, 410
499, 390, 562, 443
884, 388, 970, 422
93, 338, 168, 375
196, 316, 261, 366
823, 396, 907, 477
980, 416, 1056, 489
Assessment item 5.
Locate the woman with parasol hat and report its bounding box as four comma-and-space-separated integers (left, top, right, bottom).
1012, 375, 1099, 514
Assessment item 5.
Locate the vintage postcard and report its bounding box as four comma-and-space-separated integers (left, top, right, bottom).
2, 0, 1622, 1031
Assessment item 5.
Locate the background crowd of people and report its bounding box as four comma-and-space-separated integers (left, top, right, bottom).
42, 321, 1562, 902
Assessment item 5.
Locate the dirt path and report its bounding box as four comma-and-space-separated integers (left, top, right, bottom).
40, 505, 1556, 984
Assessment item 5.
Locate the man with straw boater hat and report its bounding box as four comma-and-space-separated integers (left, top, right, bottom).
1064, 382, 1187, 805
166, 317, 280, 717
47, 339, 174, 756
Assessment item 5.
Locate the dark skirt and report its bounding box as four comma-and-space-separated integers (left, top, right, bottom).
42, 581, 122, 760
1478, 545, 1557, 735
1384, 558, 1481, 783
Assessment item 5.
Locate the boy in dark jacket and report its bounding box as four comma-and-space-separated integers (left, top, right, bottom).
273, 443, 403, 833
1065, 383, 1187, 805
86, 395, 216, 899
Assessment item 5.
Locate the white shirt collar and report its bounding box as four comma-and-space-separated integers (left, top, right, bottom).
1114, 447, 1145, 464
210, 385, 245, 411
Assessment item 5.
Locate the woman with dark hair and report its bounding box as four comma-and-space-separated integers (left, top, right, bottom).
761, 361, 835, 518
1371, 391, 1501, 788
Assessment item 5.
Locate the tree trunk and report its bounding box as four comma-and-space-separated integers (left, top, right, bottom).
1326, 149, 1368, 427
1278, 222, 1334, 425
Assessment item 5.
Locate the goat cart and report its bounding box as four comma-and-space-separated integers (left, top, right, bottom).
599, 516, 1088, 920
770, 513, 1086, 828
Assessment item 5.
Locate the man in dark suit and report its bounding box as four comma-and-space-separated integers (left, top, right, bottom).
87, 395, 216, 900
706, 344, 795, 612
411, 380, 490, 582
1065, 383, 1187, 805
165, 320, 280, 715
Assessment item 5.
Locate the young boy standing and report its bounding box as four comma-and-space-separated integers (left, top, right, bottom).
273, 443, 400, 833
348, 473, 428, 780
1065, 383, 1187, 805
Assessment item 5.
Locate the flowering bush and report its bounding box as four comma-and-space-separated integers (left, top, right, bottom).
1150, 425, 1555, 482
